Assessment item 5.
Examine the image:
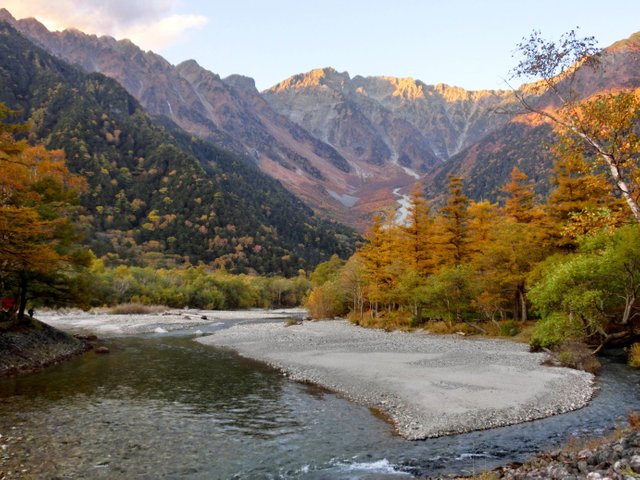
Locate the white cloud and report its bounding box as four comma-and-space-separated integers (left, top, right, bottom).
2, 0, 208, 50
125, 14, 208, 50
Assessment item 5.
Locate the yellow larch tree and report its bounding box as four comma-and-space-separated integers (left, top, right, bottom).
545, 143, 626, 247
401, 184, 435, 276
432, 175, 470, 269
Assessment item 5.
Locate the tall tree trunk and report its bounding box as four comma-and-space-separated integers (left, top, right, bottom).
604, 159, 640, 223
17, 272, 28, 322
518, 282, 528, 322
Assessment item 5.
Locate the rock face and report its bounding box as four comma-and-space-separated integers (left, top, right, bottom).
0, 9, 514, 228
0, 10, 372, 227
264, 68, 515, 166
174, 62, 361, 224
424, 32, 640, 203
263, 69, 521, 223
2, 13, 237, 151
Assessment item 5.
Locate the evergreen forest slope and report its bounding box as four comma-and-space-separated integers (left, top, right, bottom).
0, 23, 358, 275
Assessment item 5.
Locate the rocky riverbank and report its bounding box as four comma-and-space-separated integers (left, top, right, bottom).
0, 319, 90, 376
482, 426, 640, 479
198, 319, 595, 440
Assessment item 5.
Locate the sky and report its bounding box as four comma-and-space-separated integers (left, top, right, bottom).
3, 0, 639, 91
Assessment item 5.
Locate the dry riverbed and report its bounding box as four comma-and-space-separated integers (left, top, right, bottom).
38, 308, 305, 335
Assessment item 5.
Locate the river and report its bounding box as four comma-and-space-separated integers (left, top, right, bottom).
0, 318, 638, 479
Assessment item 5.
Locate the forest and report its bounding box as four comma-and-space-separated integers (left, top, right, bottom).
0, 101, 310, 319
0, 22, 354, 324
306, 165, 636, 352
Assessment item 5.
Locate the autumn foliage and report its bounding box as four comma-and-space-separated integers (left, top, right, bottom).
0, 105, 91, 321
306, 154, 637, 353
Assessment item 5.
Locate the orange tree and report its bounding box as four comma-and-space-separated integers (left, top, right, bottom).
0, 106, 91, 321
432, 175, 470, 268
543, 143, 625, 248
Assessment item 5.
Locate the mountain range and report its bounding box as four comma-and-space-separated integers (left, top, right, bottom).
2, 9, 640, 233
0, 20, 358, 275
0, 9, 518, 228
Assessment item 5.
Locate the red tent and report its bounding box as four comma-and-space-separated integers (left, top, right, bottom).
1, 298, 16, 311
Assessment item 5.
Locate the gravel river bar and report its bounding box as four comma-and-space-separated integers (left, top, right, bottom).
198, 320, 595, 440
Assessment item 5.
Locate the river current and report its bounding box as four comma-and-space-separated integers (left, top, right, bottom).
0, 318, 638, 479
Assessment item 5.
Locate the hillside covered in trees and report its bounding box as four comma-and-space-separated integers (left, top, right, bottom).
0, 22, 358, 276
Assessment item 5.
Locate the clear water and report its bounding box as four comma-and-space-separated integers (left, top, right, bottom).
0, 321, 639, 479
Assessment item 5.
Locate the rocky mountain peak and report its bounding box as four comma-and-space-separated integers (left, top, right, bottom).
0, 9, 50, 40
268, 67, 351, 93
224, 74, 257, 94
176, 59, 221, 81
431, 83, 499, 102
347, 76, 425, 101
0, 8, 17, 24
382, 76, 426, 100
6, 7, 640, 231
